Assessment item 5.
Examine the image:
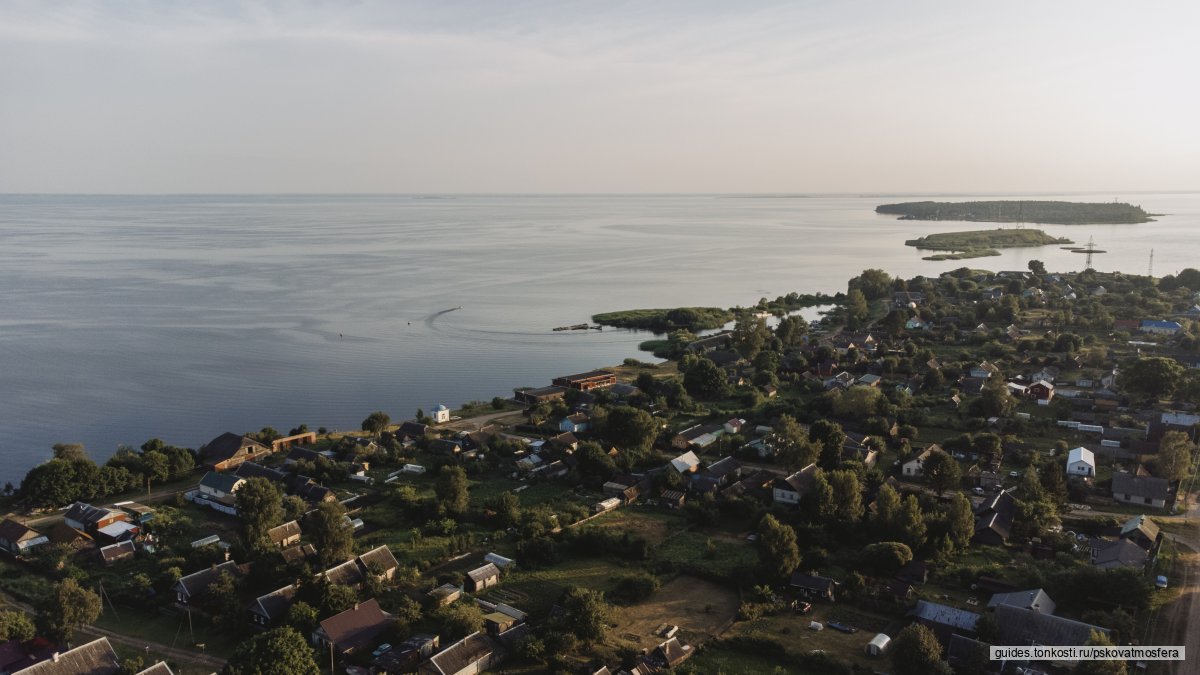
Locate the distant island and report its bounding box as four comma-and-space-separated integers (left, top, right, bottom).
877, 200, 1153, 224
591, 307, 733, 332
905, 228, 1073, 261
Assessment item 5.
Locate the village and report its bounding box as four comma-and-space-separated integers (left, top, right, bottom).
0, 264, 1198, 675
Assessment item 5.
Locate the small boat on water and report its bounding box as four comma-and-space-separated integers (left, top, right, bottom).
552, 323, 593, 331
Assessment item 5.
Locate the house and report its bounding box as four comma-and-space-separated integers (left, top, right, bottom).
197, 472, 246, 501
1140, 320, 1182, 336
199, 432, 272, 471
552, 370, 616, 391
692, 456, 742, 492
1119, 515, 1160, 551
281, 543, 318, 566
902, 446, 935, 478
1090, 538, 1149, 570
659, 490, 686, 510
548, 433, 579, 453
980, 287, 1004, 301
418, 632, 503, 675
906, 316, 929, 330
773, 464, 818, 506
95, 519, 139, 543
428, 583, 463, 607
357, 545, 401, 580
969, 361, 999, 379
248, 584, 299, 626
558, 413, 591, 434
15, 637, 120, 675
311, 599, 391, 654
466, 563, 501, 592
98, 540, 136, 566
397, 421, 431, 438
959, 377, 985, 395
63, 503, 129, 534
114, 502, 156, 526
594, 498, 621, 514
429, 439, 464, 456
1066, 447, 1095, 477
432, 404, 452, 424
173, 560, 245, 606
972, 491, 1015, 546
723, 418, 745, 434
514, 386, 568, 405
789, 573, 837, 602
994, 604, 1110, 649
893, 291, 924, 308
856, 374, 882, 388
267, 521, 302, 548
669, 451, 701, 474
909, 600, 979, 644
986, 589, 1055, 614
670, 425, 722, 451
1028, 380, 1055, 405
0, 519, 48, 557
649, 637, 693, 669
1111, 473, 1170, 508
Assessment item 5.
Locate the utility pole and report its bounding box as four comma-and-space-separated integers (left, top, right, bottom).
1148, 248, 1155, 278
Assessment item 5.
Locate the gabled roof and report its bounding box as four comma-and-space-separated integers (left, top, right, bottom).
357, 545, 399, 574
133, 663, 174, 675
776, 463, 819, 495
198, 471, 244, 495
789, 573, 836, 593
267, 520, 301, 546
467, 563, 500, 584
200, 432, 267, 463
704, 456, 741, 479
994, 604, 1109, 647
986, 588, 1055, 614
249, 584, 298, 623
0, 518, 41, 544
910, 600, 980, 632
1119, 515, 1160, 544
63, 502, 115, 526
423, 632, 496, 675
397, 421, 429, 437
281, 543, 318, 565
322, 558, 366, 587
175, 560, 244, 599
318, 599, 390, 652
98, 541, 136, 563
1067, 447, 1094, 466
670, 451, 700, 473
1091, 538, 1148, 569
1112, 474, 1170, 501
15, 637, 120, 675
236, 461, 287, 482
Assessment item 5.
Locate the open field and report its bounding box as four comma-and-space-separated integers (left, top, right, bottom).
728, 602, 899, 671
486, 558, 634, 614
607, 576, 739, 651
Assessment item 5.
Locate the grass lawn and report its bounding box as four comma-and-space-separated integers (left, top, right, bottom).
653, 531, 756, 577
687, 642, 813, 675
728, 602, 898, 672
93, 604, 240, 658
486, 558, 633, 614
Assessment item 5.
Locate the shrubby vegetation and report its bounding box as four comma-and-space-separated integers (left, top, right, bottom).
878, 200, 1153, 224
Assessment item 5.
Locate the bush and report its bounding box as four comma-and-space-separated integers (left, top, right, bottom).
607, 573, 661, 605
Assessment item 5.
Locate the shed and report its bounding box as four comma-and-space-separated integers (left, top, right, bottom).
866, 633, 890, 656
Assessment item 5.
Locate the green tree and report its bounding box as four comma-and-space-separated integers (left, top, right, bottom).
897, 495, 927, 549
206, 570, 243, 628
811, 471, 835, 519
284, 601, 319, 635
491, 492, 522, 529
575, 442, 617, 480
1073, 630, 1127, 675
946, 492, 975, 549
1028, 259, 1047, 275
827, 470, 864, 523
1155, 431, 1195, 482
978, 379, 1017, 417
318, 583, 357, 616
833, 386, 884, 418
361, 411, 391, 435
52, 443, 89, 462
235, 477, 284, 551
771, 415, 818, 470
432, 602, 485, 641
757, 514, 801, 579
561, 587, 611, 643
37, 578, 101, 645
732, 315, 771, 360
305, 500, 354, 568
809, 419, 847, 471
603, 406, 659, 454
1118, 357, 1185, 402
1040, 462, 1068, 505
871, 482, 902, 532
890, 624, 947, 675
849, 268, 893, 300
775, 315, 808, 347
846, 289, 870, 326
435, 465, 470, 516
0, 610, 35, 641
683, 357, 729, 400
922, 449, 961, 494
223, 626, 319, 675
862, 542, 913, 576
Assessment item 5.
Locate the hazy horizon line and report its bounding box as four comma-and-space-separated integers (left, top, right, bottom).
2, 190, 1196, 198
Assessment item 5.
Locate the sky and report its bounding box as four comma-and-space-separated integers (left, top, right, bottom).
1, 1, 1197, 193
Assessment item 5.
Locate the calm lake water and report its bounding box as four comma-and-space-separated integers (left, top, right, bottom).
1, 192, 1197, 484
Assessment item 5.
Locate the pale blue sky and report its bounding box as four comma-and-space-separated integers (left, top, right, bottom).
1, 1, 1196, 193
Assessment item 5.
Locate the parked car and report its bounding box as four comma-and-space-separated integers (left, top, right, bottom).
972, 487, 985, 495
371, 644, 392, 658
826, 621, 858, 634
1156, 575, 1169, 589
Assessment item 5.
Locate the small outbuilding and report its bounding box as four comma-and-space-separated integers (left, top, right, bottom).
866, 633, 891, 656
1066, 447, 1095, 477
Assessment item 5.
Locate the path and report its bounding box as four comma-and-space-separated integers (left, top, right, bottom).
1, 598, 225, 672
